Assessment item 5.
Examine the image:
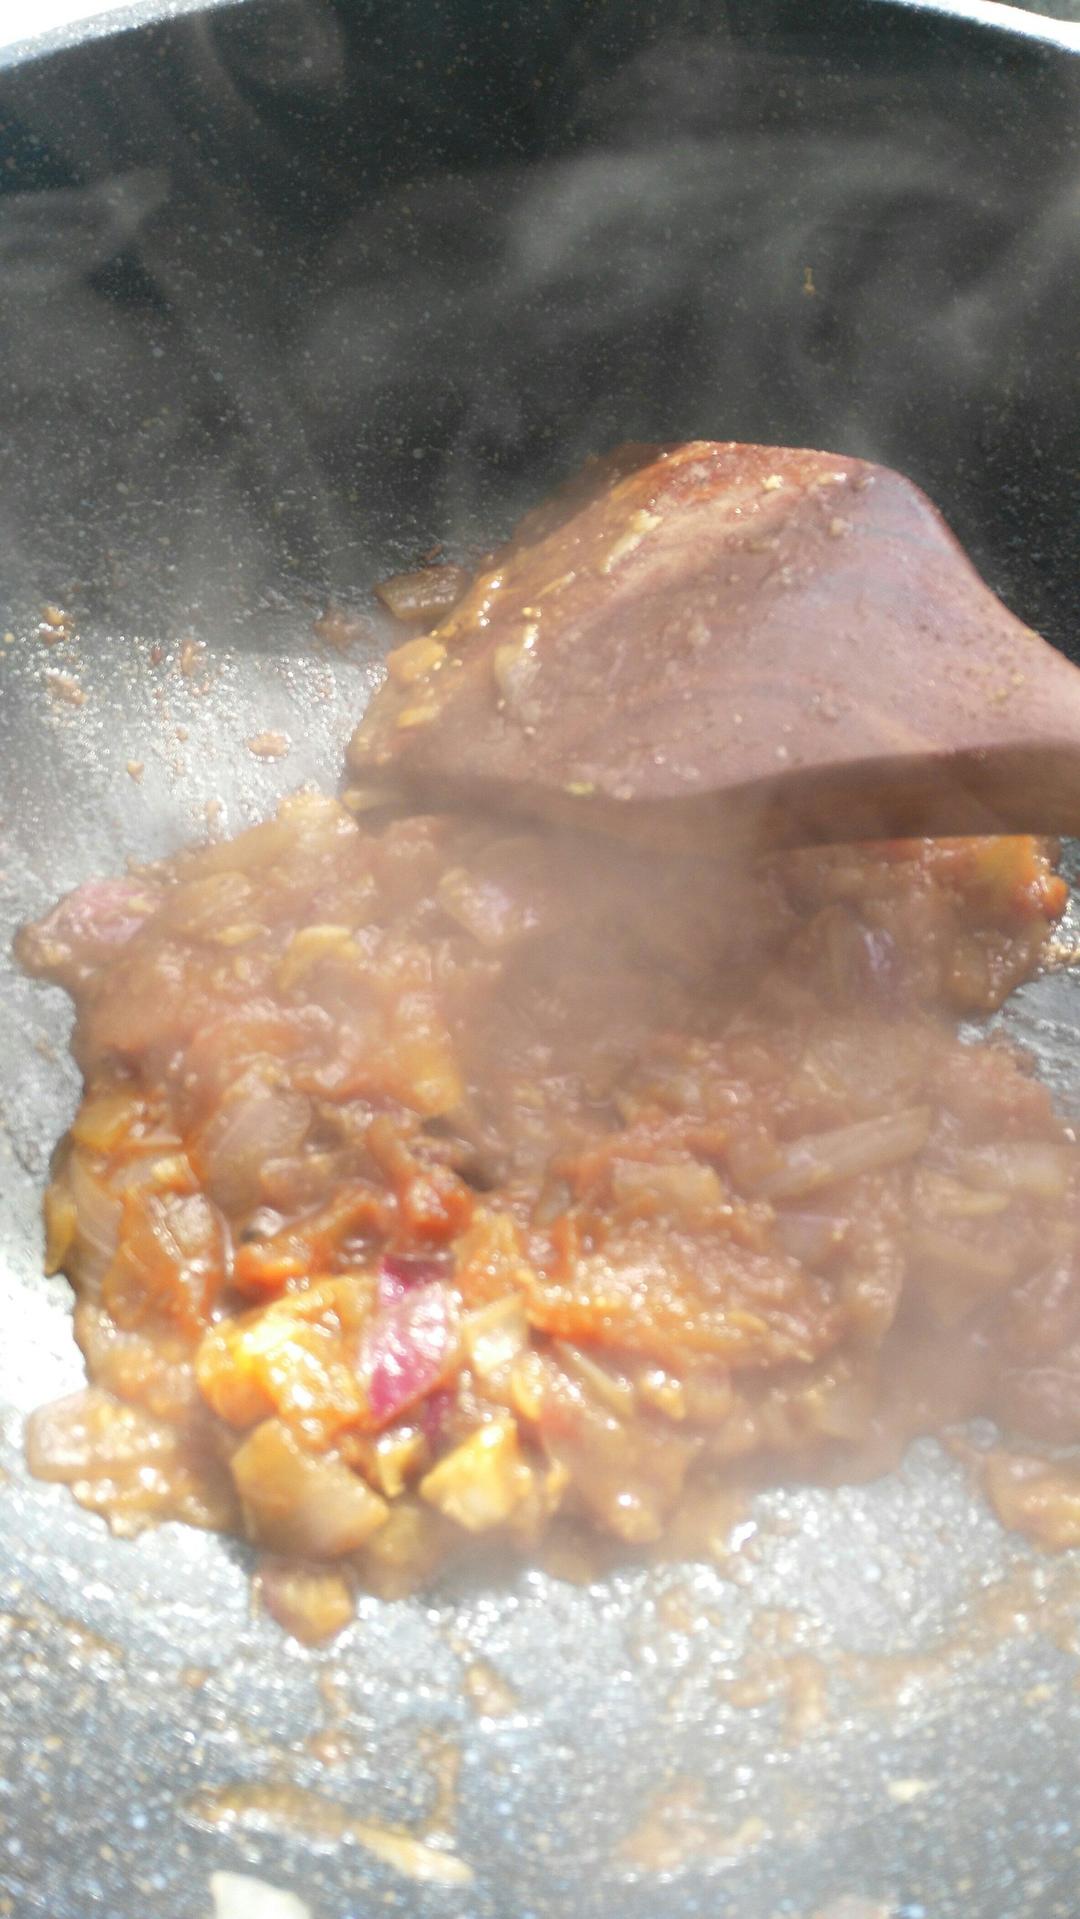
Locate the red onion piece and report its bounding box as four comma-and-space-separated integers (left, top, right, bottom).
364, 1283, 459, 1427
774, 1210, 850, 1267
376, 1252, 452, 1309
420, 1387, 455, 1448
196, 1079, 311, 1216
48, 877, 158, 954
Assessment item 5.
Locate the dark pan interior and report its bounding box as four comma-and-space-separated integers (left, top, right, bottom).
1, 4, 1079, 1915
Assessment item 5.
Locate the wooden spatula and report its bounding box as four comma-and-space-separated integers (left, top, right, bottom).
348, 441, 1080, 852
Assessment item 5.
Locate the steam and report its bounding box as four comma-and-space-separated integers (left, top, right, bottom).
0, 11, 1075, 641
292, 27, 1078, 615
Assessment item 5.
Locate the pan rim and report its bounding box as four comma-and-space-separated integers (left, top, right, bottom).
1, 0, 1078, 79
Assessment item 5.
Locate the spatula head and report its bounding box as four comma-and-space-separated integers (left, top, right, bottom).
348, 441, 1080, 850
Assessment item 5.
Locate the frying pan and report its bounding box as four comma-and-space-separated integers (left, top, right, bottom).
1, 3, 1079, 1915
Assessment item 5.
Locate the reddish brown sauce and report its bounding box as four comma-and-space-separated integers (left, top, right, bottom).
17, 788, 1080, 1639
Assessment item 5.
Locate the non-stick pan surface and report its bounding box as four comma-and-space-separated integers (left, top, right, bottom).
2, 4, 1079, 1915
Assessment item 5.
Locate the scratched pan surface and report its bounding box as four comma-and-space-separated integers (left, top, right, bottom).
2, 3, 1080, 1915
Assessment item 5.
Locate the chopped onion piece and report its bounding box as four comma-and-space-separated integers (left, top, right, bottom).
68, 1153, 123, 1293
377, 1252, 452, 1308
27, 1387, 178, 1481
420, 1416, 532, 1530
462, 1294, 528, 1378
435, 840, 565, 949
276, 924, 355, 993
386, 633, 448, 685
367, 1426, 427, 1497
910, 1223, 1018, 1285
358, 1496, 450, 1597
610, 1157, 725, 1223
954, 1142, 1073, 1201
42, 1179, 77, 1275
195, 1079, 311, 1216
257, 1557, 354, 1644
420, 1386, 454, 1447
71, 1092, 141, 1155
751, 1106, 931, 1199
362, 1282, 460, 1427
160, 871, 255, 939
532, 1177, 572, 1227
230, 1420, 388, 1557
21, 875, 159, 970
796, 1366, 875, 1440
774, 1211, 850, 1266
914, 1171, 1010, 1220
555, 1341, 636, 1416
909, 1223, 1019, 1325
436, 865, 534, 949
637, 1367, 688, 1421
983, 1452, 1080, 1551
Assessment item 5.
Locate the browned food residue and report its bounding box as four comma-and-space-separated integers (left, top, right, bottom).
463, 1658, 519, 1718
179, 636, 206, 677
619, 1777, 767, 1874
44, 670, 86, 707
375, 564, 470, 625
719, 1555, 1080, 1739
246, 731, 291, 761
313, 603, 374, 652
185, 1782, 473, 1886
726, 1648, 830, 1742
416, 1729, 461, 1841
39, 603, 76, 642
0, 1603, 123, 1665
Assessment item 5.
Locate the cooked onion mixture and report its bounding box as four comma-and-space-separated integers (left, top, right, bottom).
19, 805, 1080, 1638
